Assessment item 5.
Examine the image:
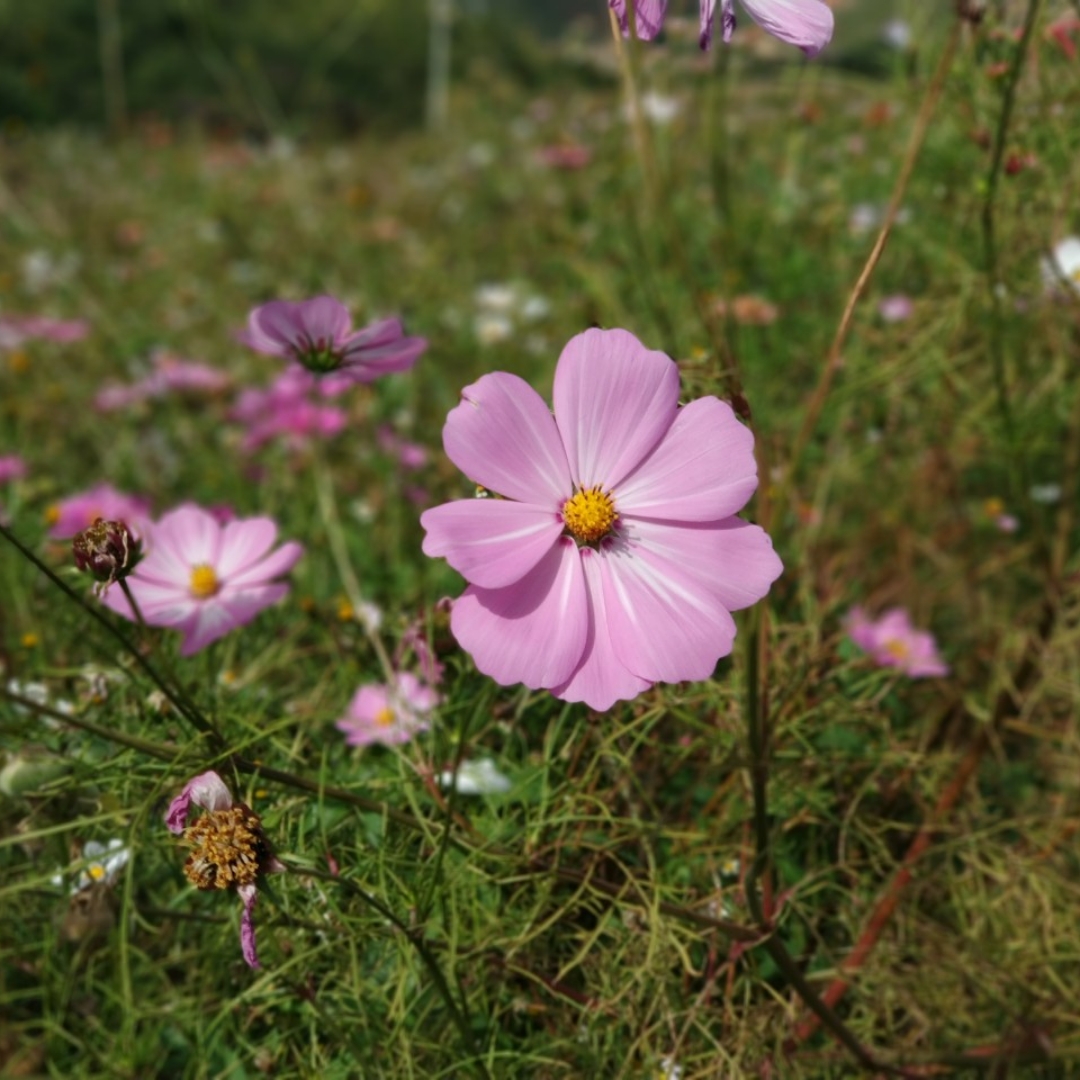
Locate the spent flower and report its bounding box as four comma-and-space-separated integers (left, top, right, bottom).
72, 518, 142, 591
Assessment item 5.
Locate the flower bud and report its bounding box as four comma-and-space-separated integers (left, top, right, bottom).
72, 518, 141, 590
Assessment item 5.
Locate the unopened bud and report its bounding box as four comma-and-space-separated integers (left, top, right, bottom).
72, 518, 141, 590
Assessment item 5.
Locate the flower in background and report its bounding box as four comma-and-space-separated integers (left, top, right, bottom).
377, 425, 428, 471
102, 504, 303, 655
46, 484, 151, 540
231, 369, 348, 453
0, 455, 27, 484
1041, 237, 1080, 295
437, 757, 512, 796
536, 143, 592, 170
421, 328, 783, 711
637, 91, 682, 126
0, 313, 89, 349
335, 672, 439, 748
95, 351, 231, 411
55, 838, 131, 892
610, 0, 833, 55
473, 282, 550, 346
244, 295, 426, 383
882, 18, 913, 50
714, 294, 780, 326
877, 294, 914, 322
846, 607, 949, 678
166, 770, 283, 969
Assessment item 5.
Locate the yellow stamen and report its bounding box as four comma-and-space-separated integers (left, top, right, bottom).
183, 805, 268, 891
374, 706, 396, 727
88, 864, 106, 881
189, 563, 220, 599
44, 505, 60, 525
883, 638, 910, 661
562, 487, 618, 545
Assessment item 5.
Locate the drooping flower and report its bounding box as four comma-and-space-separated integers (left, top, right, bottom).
166, 770, 283, 969
102, 504, 303, 655
846, 607, 949, 678
243, 295, 427, 383
46, 484, 151, 540
610, 0, 834, 56
336, 671, 440, 747
420, 328, 783, 711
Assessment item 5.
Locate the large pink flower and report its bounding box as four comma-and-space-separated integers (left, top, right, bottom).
243, 295, 427, 384
421, 328, 782, 711
103, 504, 303, 655
846, 607, 949, 679
610, 0, 834, 56
166, 770, 284, 969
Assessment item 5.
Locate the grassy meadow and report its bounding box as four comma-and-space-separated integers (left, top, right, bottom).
2, 2, 1080, 1077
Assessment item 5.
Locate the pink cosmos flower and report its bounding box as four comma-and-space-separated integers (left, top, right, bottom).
47, 484, 151, 540
0, 455, 27, 484
166, 770, 284, 969
95, 352, 231, 411
231, 369, 348, 453
610, 0, 833, 56
102, 504, 303, 655
878, 294, 914, 323
846, 607, 949, 678
335, 672, 440, 747
0, 314, 90, 349
420, 328, 783, 711
243, 296, 427, 384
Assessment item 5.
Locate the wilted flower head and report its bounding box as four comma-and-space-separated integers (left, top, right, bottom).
166, 770, 283, 968
72, 518, 142, 590
421, 327, 782, 711
102, 504, 303, 655
846, 607, 949, 678
244, 295, 426, 383
46, 484, 151, 540
610, 0, 834, 55
336, 672, 439, 747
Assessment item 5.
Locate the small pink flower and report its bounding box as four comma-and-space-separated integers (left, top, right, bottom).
166, 770, 284, 969
421, 327, 783, 711
0, 314, 90, 349
231, 370, 348, 453
244, 296, 427, 384
102, 504, 303, 655
47, 484, 151, 540
846, 607, 949, 678
336, 672, 439, 747
878, 294, 914, 323
0, 455, 27, 484
377, 425, 428, 471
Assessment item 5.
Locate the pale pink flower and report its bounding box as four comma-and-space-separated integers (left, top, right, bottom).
96, 352, 231, 412
0, 455, 27, 484
46, 484, 151, 540
336, 672, 439, 747
610, 0, 833, 55
421, 328, 783, 711
102, 504, 303, 655
244, 296, 426, 383
232, 370, 347, 453
0, 314, 90, 349
846, 607, 949, 678
166, 770, 283, 969
878, 294, 914, 323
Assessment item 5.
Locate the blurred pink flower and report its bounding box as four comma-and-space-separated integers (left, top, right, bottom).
47, 484, 151, 540
878, 294, 914, 322
0, 455, 27, 484
846, 607, 949, 678
95, 352, 231, 411
610, 0, 833, 55
421, 327, 783, 711
232, 370, 347, 453
102, 504, 303, 655
166, 770, 284, 969
335, 672, 440, 747
0, 314, 90, 349
244, 296, 426, 384
377, 425, 428, 471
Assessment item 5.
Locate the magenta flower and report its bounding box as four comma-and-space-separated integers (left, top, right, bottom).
47, 484, 151, 540
846, 607, 949, 678
243, 296, 427, 383
102, 504, 303, 655
610, 0, 833, 55
420, 328, 783, 711
0, 455, 27, 484
231, 369, 348, 453
336, 672, 440, 747
166, 770, 283, 969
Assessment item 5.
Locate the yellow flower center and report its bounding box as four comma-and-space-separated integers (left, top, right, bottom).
44, 504, 60, 525
88, 864, 106, 882
375, 706, 396, 727
562, 487, 618, 545
189, 563, 220, 599
883, 638, 911, 662
183, 805, 268, 891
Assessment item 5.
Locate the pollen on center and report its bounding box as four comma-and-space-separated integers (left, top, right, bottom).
883, 638, 911, 661
375, 706, 396, 727
562, 486, 618, 545
189, 563, 221, 599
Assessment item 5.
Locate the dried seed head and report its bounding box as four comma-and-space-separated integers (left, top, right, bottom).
182, 804, 273, 891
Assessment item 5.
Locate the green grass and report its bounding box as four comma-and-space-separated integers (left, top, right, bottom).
2, 6, 1080, 1078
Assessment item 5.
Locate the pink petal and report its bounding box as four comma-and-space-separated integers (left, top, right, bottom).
420, 499, 564, 589
226, 540, 304, 589
154, 505, 223, 567
552, 328, 679, 491
609, 0, 669, 39
699, 0, 718, 47
550, 550, 652, 710
177, 584, 289, 655
296, 296, 352, 343
449, 538, 588, 690
216, 518, 279, 580
737, 0, 834, 57
238, 883, 261, 968
627, 518, 783, 612
443, 372, 572, 504
615, 397, 758, 521
165, 769, 233, 833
